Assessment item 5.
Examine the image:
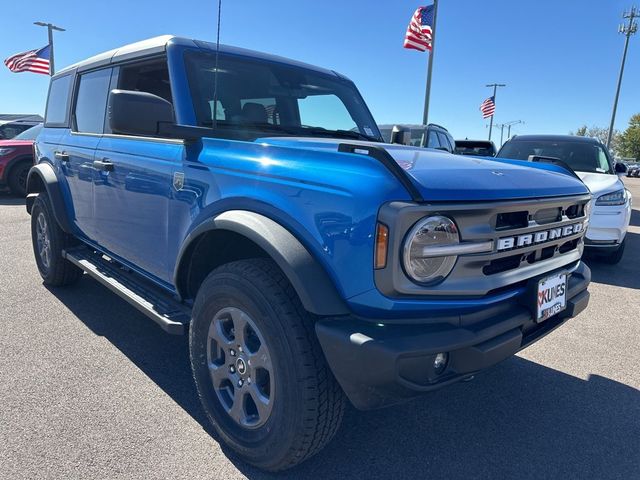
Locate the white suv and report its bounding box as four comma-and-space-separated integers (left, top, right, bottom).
497, 135, 632, 264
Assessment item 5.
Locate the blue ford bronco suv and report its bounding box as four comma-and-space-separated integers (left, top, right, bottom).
27, 36, 591, 471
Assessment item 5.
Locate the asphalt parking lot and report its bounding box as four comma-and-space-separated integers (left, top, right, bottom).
1, 179, 639, 480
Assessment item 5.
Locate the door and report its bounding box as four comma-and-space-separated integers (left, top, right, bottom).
92, 60, 183, 282
58, 68, 112, 240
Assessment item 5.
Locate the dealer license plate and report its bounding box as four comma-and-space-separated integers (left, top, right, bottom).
536, 273, 567, 322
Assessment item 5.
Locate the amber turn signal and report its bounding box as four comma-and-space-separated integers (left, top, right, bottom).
374, 223, 389, 269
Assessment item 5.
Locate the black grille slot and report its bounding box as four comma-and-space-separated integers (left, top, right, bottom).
534, 207, 562, 224
541, 245, 556, 260
565, 203, 585, 219
559, 239, 578, 254
483, 254, 522, 275
496, 211, 528, 230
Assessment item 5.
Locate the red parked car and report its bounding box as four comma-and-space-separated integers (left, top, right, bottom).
0, 123, 41, 196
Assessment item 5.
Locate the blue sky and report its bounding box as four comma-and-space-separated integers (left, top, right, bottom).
1, 0, 638, 143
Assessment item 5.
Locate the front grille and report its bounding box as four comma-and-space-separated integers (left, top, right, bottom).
375, 193, 591, 298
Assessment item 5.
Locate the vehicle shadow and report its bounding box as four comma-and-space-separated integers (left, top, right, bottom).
584, 230, 640, 290
0, 191, 25, 206
630, 208, 640, 228
46, 277, 640, 480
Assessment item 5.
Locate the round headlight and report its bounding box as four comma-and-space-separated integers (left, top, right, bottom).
403, 215, 459, 284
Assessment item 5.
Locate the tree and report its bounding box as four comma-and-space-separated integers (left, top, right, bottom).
570, 125, 621, 156
618, 113, 640, 160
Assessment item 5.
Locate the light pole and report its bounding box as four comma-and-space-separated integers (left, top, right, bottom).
606, 6, 637, 149
485, 83, 506, 141
422, 0, 440, 126
504, 120, 524, 142
33, 21, 65, 75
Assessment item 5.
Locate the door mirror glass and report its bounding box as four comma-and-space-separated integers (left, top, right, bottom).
614, 162, 627, 174
108, 89, 174, 137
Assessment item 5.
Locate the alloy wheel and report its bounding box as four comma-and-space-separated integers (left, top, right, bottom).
36, 212, 51, 270
207, 307, 274, 429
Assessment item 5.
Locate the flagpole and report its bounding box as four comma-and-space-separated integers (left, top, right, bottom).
34, 22, 65, 75
422, 0, 439, 128
485, 83, 505, 141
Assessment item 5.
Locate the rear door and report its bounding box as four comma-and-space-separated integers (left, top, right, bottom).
49, 68, 112, 240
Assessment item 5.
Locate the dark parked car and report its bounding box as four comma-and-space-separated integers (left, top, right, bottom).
0, 114, 43, 140
454, 139, 497, 157
0, 123, 42, 196
378, 123, 456, 153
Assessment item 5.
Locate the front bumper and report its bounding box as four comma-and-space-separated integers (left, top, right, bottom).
585, 201, 631, 247
316, 261, 590, 410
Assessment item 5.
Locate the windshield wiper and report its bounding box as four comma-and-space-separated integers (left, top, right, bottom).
300, 126, 381, 143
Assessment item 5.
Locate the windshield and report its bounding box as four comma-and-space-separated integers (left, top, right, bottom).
185, 51, 381, 142
14, 124, 43, 140
497, 140, 613, 174
455, 141, 495, 156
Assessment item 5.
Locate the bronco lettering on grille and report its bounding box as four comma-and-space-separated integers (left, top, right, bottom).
497, 222, 584, 251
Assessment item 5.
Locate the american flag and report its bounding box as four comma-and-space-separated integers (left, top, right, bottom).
403, 5, 435, 52
4, 45, 51, 75
480, 96, 496, 119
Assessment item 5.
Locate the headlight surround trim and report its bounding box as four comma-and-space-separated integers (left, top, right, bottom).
402, 215, 460, 285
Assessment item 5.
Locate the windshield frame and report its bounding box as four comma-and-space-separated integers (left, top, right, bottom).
183, 50, 382, 142
496, 139, 614, 174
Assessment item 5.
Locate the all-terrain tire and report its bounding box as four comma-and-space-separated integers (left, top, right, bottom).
30, 193, 82, 286
189, 258, 345, 471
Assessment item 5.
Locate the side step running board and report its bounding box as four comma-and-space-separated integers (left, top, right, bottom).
63, 247, 191, 335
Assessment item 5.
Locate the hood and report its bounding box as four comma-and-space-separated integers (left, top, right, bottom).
575, 171, 623, 196
256, 137, 590, 202
0, 139, 33, 147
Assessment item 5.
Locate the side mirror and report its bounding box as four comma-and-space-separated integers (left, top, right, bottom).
614, 162, 627, 175
108, 89, 174, 136
390, 125, 411, 145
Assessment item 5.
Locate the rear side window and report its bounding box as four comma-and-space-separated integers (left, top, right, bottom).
45, 74, 73, 127
74, 69, 112, 134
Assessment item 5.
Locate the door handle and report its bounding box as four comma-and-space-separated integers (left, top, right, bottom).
54, 151, 69, 162
93, 159, 114, 172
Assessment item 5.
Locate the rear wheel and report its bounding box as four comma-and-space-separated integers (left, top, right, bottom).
189, 259, 345, 471
8, 160, 31, 197
30, 193, 82, 286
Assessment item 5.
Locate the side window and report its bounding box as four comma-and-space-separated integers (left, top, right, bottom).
45, 74, 73, 127
437, 132, 452, 152
115, 58, 174, 137
297, 94, 357, 131
427, 130, 440, 149
118, 59, 173, 103
74, 69, 111, 134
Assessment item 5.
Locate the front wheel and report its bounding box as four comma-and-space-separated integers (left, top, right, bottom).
8, 160, 31, 196
189, 259, 345, 471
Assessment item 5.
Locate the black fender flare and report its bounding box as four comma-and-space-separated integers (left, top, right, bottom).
25, 162, 74, 233
175, 210, 350, 316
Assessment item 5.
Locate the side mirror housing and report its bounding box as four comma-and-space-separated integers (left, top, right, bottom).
614, 162, 627, 175
390, 125, 411, 145
108, 89, 174, 136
